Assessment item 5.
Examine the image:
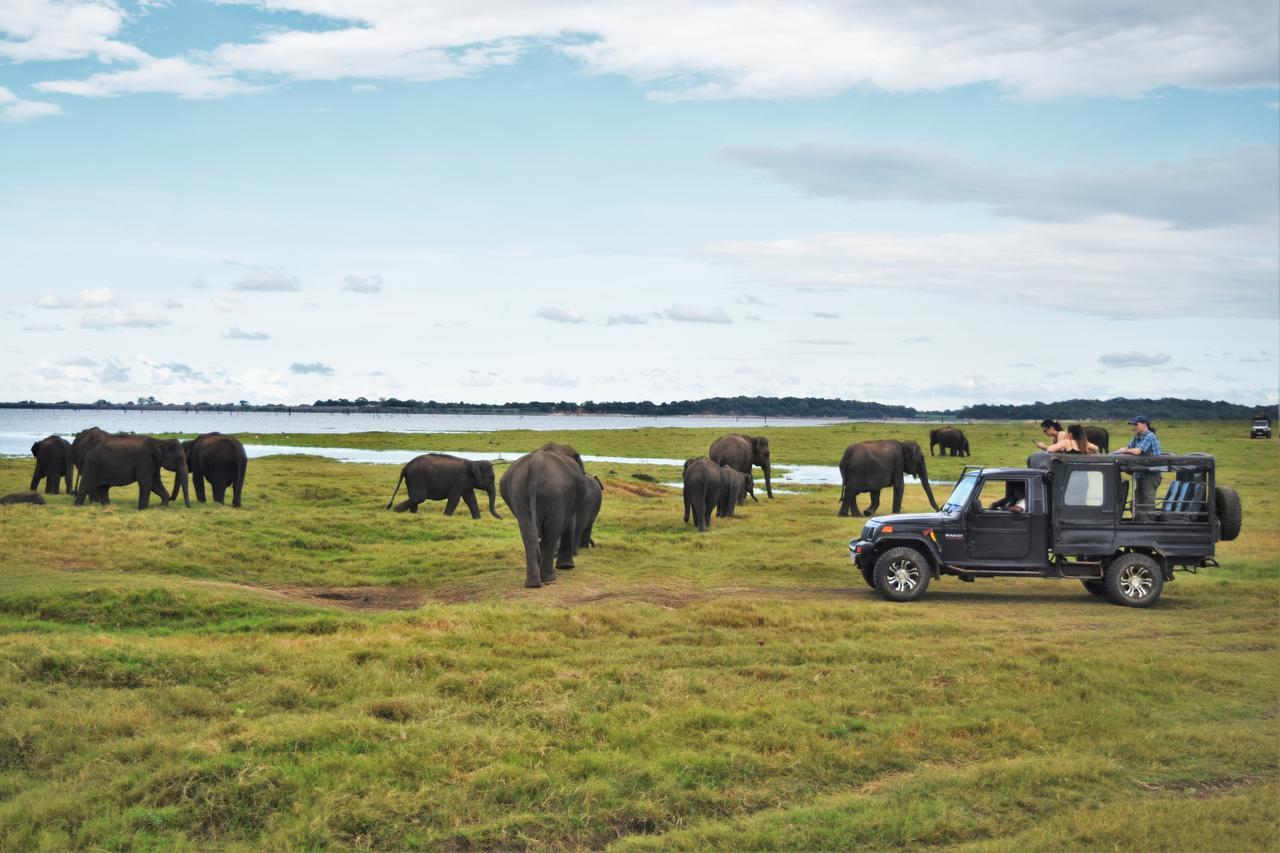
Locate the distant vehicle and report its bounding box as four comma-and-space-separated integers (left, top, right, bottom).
1251, 416, 1271, 439
849, 454, 1240, 608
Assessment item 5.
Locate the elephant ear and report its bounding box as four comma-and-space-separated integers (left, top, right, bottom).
31, 442, 40, 457
149, 440, 167, 462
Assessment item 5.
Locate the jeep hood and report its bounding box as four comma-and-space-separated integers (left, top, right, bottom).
866, 511, 950, 527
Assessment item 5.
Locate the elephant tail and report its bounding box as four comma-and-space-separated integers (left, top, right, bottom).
386, 468, 406, 510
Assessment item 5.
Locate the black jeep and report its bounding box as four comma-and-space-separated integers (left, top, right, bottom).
849, 454, 1241, 607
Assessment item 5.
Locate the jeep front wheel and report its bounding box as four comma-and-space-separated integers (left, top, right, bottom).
1104, 553, 1164, 608
873, 546, 931, 602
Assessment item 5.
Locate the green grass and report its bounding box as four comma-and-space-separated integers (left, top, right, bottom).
1, 421, 1276, 849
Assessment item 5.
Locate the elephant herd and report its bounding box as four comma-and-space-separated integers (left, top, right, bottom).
26, 428, 247, 510
681, 433, 770, 532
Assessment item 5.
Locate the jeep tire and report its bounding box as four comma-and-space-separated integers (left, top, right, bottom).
1215, 486, 1242, 542
859, 561, 877, 589
873, 546, 931, 602
1104, 552, 1163, 608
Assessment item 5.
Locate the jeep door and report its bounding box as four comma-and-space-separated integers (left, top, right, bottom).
966, 477, 1033, 562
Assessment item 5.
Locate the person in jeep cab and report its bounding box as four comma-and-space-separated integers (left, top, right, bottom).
989, 481, 1026, 513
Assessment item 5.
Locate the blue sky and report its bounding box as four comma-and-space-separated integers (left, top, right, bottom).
2, 1, 1277, 407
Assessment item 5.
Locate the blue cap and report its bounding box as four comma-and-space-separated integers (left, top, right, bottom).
1128, 415, 1150, 425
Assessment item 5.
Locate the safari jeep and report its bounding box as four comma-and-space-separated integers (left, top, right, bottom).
849, 455, 1241, 607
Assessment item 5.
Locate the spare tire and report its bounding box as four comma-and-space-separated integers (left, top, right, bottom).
1215, 486, 1242, 541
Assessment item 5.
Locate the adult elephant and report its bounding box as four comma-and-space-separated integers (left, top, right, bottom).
1085, 426, 1110, 454
716, 465, 748, 518
709, 434, 772, 500
386, 453, 499, 518
30, 435, 73, 494
76, 435, 190, 510
171, 433, 248, 508
929, 427, 970, 457
500, 449, 590, 588
838, 440, 939, 517
577, 475, 603, 550
683, 457, 722, 532
71, 426, 109, 497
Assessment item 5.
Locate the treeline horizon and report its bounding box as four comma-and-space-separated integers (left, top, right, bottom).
1, 395, 1274, 421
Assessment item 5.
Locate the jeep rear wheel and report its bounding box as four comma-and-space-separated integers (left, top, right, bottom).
873, 546, 931, 602
1215, 486, 1242, 542
1104, 553, 1163, 608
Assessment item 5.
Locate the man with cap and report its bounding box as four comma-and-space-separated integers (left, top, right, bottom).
1115, 416, 1163, 518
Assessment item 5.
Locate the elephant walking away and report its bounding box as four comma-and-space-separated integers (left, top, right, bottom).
839, 440, 939, 517
386, 454, 500, 518
577, 475, 603, 549
1085, 426, 1110, 454
76, 435, 190, 510
709, 433, 772, 499
683, 457, 723, 532
500, 449, 590, 588
171, 433, 248, 507
716, 465, 748, 518
71, 426, 109, 498
30, 435, 73, 494
929, 427, 970, 457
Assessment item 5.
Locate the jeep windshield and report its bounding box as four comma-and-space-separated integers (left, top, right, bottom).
942, 473, 980, 513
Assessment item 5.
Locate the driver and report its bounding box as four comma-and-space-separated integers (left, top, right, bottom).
989, 481, 1026, 513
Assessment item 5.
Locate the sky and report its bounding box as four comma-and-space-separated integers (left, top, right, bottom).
1, 0, 1278, 409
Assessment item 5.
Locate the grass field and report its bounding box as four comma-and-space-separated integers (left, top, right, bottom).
1, 421, 1276, 849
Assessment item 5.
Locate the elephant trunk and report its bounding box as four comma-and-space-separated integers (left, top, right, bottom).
763, 461, 773, 499
917, 459, 940, 511
486, 484, 502, 519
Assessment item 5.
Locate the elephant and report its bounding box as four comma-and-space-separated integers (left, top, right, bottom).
170, 433, 248, 508
75, 435, 190, 510
709, 433, 772, 499
386, 453, 500, 518
682, 457, 723, 532
1085, 426, 1110, 454
716, 465, 748, 518
500, 449, 591, 588
577, 475, 603, 550
539, 441, 586, 472
929, 427, 970, 457
71, 426, 109, 497
0, 491, 46, 506
838, 439, 940, 517
30, 435, 74, 494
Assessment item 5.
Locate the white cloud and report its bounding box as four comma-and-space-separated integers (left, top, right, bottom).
1098, 351, 1173, 368
160, 299, 182, 309
23, 2, 1280, 102
98, 358, 129, 383
605, 313, 651, 325
35, 287, 117, 309
662, 304, 732, 324
0, 85, 61, 122
342, 273, 383, 293
0, 0, 144, 63
523, 371, 578, 388
222, 327, 271, 340
537, 307, 586, 324
812, 311, 839, 319
708, 216, 1280, 320
21, 321, 64, 331
58, 356, 98, 366
213, 296, 245, 313
231, 266, 301, 292
290, 361, 334, 375
81, 310, 172, 329
36, 55, 250, 99
724, 144, 1280, 228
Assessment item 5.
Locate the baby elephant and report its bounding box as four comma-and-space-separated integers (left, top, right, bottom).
0, 491, 46, 506
387, 454, 502, 518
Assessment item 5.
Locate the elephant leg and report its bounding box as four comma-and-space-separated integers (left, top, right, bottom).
540, 508, 567, 580
683, 490, 691, 524
892, 478, 905, 514
97, 486, 110, 505
556, 521, 576, 570
838, 485, 851, 517
461, 490, 481, 520
151, 476, 170, 507
193, 473, 207, 504
850, 493, 861, 517
865, 490, 880, 517
212, 480, 227, 504
518, 518, 544, 589
138, 481, 151, 510
46, 473, 60, 495
443, 491, 461, 516
232, 470, 244, 508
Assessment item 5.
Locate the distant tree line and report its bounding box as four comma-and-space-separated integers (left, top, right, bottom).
3, 396, 1273, 421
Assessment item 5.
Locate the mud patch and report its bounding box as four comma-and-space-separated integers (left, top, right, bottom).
1137, 774, 1269, 798
602, 479, 668, 498
275, 585, 425, 611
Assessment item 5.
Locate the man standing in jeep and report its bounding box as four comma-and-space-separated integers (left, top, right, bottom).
1115, 415, 1163, 518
